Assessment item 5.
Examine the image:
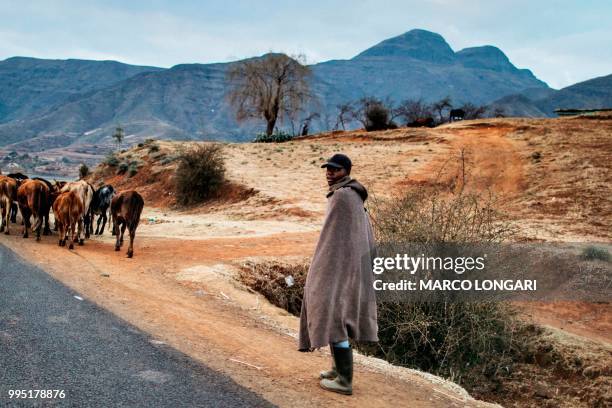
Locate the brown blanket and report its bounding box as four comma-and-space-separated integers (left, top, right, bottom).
298, 178, 378, 351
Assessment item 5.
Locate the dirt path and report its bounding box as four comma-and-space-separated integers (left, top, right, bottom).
1, 233, 493, 408
406, 122, 525, 197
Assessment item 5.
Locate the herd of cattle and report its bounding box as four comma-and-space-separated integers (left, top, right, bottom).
0, 172, 144, 258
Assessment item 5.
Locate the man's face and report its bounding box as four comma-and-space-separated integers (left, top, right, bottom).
326, 166, 348, 186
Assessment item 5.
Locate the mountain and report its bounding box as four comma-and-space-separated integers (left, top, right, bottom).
311, 30, 546, 108
0, 29, 554, 150
0, 57, 162, 124
355, 29, 456, 62
491, 74, 612, 117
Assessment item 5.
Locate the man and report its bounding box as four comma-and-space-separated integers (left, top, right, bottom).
298, 153, 378, 396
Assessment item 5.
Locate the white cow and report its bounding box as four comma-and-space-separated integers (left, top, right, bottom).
60, 180, 94, 244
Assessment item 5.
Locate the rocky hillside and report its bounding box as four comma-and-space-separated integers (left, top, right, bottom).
492, 73, 612, 117
0, 57, 162, 123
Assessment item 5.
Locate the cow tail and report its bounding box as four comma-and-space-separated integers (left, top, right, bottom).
32, 187, 45, 232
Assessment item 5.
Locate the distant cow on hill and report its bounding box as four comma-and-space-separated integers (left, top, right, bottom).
449, 109, 465, 122
407, 117, 435, 128
61, 180, 94, 244
0, 176, 18, 235
111, 190, 144, 258
17, 179, 49, 241
88, 185, 115, 236
53, 191, 84, 250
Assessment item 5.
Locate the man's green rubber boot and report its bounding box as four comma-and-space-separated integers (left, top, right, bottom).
319, 346, 337, 379
320, 346, 353, 395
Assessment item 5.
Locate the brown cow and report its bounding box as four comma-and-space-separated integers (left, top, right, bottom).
111, 191, 144, 258
61, 180, 94, 244
17, 179, 49, 241
0, 175, 18, 234
53, 191, 84, 250
407, 117, 435, 127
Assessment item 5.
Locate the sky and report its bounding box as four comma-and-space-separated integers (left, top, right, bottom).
1, 0, 610, 89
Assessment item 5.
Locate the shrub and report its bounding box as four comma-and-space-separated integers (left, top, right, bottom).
117, 162, 128, 175
148, 143, 160, 153
581, 246, 610, 262
79, 164, 89, 179
161, 156, 176, 165
175, 144, 226, 205
104, 153, 120, 167
150, 152, 166, 161
128, 162, 139, 177
238, 261, 308, 316
364, 188, 520, 382
365, 103, 391, 131
253, 130, 294, 143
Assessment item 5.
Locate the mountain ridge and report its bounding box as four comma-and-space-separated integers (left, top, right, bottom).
1, 28, 607, 151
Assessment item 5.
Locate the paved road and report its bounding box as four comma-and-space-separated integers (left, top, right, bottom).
0, 244, 274, 407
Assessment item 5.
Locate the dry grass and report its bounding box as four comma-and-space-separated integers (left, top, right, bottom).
238, 260, 308, 316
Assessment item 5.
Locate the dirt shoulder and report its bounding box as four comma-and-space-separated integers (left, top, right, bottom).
1, 232, 494, 408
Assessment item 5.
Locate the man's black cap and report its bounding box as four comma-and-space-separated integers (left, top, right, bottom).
321, 153, 352, 172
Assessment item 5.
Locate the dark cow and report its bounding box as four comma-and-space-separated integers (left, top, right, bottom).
0, 175, 18, 234
111, 191, 144, 258
53, 190, 84, 250
32, 177, 62, 235
449, 109, 465, 122
6, 173, 28, 223
88, 185, 115, 236
17, 179, 49, 241
407, 117, 435, 128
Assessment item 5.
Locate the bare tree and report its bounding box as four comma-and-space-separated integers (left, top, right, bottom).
431, 96, 452, 124
334, 102, 354, 130
227, 53, 312, 136
300, 112, 320, 136
492, 107, 506, 118
460, 103, 488, 120
394, 98, 434, 124
112, 125, 124, 149
351, 97, 379, 128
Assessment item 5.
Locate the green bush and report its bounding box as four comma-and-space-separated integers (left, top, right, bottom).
161, 156, 177, 165
175, 144, 226, 205
148, 143, 160, 153
581, 246, 610, 262
104, 153, 120, 167
128, 162, 139, 177
150, 152, 166, 161
253, 130, 294, 143
117, 162, 128, 175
